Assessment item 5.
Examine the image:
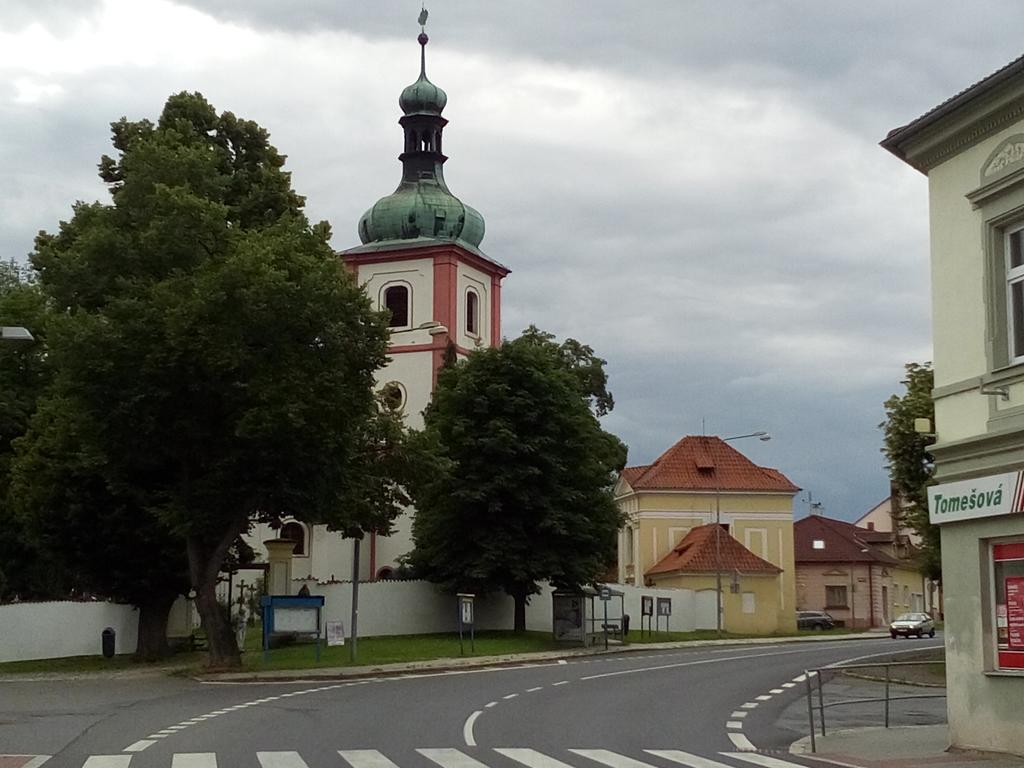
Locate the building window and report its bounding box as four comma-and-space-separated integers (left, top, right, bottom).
280, 521, 306, 556
825, 585, 848, 609
383, 284, 410, 328
625, 526, 635, 565
380, 381, 406, 413
992, 539, 1024, 671
742, 592, 756, 614
812, 539, 825, 550
466, 290, 479, 336
1007, 227, 1024, 362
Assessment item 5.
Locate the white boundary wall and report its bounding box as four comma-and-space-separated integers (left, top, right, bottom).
0, 601, 140, 662
306, 580, 695, 636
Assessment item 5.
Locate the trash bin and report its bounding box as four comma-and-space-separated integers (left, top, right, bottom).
622, 613, 630, 636
101, 627, 116, 658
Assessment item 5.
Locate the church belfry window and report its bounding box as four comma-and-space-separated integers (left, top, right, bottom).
466, 289, 479, 336
384, 284, 410, 328
280, 521, 307, 556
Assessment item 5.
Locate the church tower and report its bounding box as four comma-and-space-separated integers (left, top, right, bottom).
340, 17, 510, 576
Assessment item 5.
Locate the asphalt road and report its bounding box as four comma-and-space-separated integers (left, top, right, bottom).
0, 636, 943, 768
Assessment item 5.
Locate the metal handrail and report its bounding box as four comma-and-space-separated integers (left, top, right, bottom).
804, 661, 946, 753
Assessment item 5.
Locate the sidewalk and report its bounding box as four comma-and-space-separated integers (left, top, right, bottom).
791, 725, 1024, 768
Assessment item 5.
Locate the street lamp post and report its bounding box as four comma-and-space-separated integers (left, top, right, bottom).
715, 431, 771, 637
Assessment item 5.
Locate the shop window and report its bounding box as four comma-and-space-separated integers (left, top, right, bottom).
280, 521, 306, 556
825, 585, 848, 609
993, 540, 1024, 670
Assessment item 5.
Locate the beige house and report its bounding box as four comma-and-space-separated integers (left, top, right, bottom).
882, 54, 1024, 754
616, 435, 799, 633
794, 514, 925, 629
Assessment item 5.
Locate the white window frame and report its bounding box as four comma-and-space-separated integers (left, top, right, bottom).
380, 281, 413, 331
1006, 226, 1024, 363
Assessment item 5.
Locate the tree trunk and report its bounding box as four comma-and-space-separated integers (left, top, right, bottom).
187, 525, 245, 670
512, 586, 527, 632
135, 592, 176, 661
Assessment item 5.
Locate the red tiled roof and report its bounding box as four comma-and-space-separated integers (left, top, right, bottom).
621, 436, 799, 493
794, 516, 902, 565
646, 524, 783, 576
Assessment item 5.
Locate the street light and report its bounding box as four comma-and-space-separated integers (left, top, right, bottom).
1, 326, 33, 344
715, 431, 772, 637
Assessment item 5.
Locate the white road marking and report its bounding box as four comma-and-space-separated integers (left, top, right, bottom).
740, 702, 758, 709
646, 749, 735, 768
123, 740, 155, 752
83, 758, 132, 768
419, 748, 491, 768
727, 733, 757, 751
337, 750, 400, 768
463, 710, 482, 746
18, 758, 52, 768
496, 748, 578, 768
579, 647, 833, 682
724, 752, 810, 768
503, 693, 519, 699
557, 660, 568, 665
769, 689, 784, 694
755, 695, 772, 701
781, 682, 795, 688
485, 701, 498, 708
552, 681, 569, 686
571, 748, 659, 768
726, 721, 744, 729
257, 752, 311, 768
526, 686, 543, 692
792, 675, 806, 682
172, 755, 218, 767
730, 711, 748, 718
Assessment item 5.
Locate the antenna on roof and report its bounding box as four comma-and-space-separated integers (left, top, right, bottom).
807, 491, 823, 516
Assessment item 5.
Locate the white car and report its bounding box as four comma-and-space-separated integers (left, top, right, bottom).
890, 612, 936, 638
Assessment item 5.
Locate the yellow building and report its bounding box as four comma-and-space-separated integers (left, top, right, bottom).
616, 436, 799, 633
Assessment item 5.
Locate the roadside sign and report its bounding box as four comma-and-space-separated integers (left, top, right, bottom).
657, 597, 672, 616
326, 620, 346, 646
599, 586, 612, 601
641, 596, 654, 616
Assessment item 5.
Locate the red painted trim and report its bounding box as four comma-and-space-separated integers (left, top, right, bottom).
369, 532, 377, 581
994, 542, 1024, 561
491, 274, 502, 347
433, 255, 458, 333
389, 341, 473, 356
342, 243, 510, 278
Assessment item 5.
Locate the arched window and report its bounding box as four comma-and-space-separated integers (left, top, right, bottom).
466, 290, 479, 336
280, 522, 306, 556
383, 285, 410, 328
377, 567, 395, 581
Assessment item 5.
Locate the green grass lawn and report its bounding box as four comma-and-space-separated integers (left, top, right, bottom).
0, 622, 867, 676
244, 630, 559, 671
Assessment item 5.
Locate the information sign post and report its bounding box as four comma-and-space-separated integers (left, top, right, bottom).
599, 586, 612, 650
457, 593, 475, 655
641, 595, 654, 637
656, 597, 672, 633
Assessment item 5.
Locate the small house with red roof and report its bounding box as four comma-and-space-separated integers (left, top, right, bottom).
794, 513, 926, 629
616, 436, 800, 633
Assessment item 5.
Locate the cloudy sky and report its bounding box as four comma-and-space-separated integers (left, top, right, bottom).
4, 1, 1022, 521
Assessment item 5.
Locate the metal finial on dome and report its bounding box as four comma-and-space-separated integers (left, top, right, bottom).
417, 7, 429, 75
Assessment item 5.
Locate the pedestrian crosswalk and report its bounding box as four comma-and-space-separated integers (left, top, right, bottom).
2, 748, 824, 768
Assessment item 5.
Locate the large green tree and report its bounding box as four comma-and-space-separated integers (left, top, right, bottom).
880, 362, 940, 580
408, 327, 627, 631
0, 261, 65, 601
29, 92, 401, 668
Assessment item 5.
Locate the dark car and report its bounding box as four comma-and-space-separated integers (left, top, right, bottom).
797, 610, 836, 630
890, 612, 936, 638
